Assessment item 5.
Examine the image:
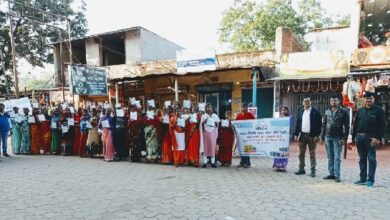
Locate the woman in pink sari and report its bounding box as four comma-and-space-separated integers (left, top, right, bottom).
101, 108, 114, 162
200, 103, 220, 168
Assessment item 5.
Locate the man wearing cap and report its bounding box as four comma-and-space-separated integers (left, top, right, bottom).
352, 92, 385, 187
0, 103, 11, 159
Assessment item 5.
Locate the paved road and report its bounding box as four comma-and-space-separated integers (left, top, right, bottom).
1, 143, 389, 220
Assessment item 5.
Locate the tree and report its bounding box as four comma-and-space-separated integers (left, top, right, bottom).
219, 0, 305, 51
219, 0, 350, 51
0, 0, 88, 93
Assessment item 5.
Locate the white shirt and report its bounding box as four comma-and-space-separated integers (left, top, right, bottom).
301, 107, 311, 133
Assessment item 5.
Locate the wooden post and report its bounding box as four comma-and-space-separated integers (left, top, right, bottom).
8, 0, 20, 98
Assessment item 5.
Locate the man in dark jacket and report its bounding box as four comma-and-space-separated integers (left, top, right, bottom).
321, 96, 350, 182
294, 97, 322, 177
352, 92, 385, 187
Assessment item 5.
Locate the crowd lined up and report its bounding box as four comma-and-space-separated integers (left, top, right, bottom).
0, 100, 269, 169
0, 91, 385, 187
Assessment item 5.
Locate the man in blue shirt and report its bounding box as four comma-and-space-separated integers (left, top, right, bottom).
0, 103, 11, 159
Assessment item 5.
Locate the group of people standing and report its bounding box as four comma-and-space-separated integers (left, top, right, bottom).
293, 92, 385, 187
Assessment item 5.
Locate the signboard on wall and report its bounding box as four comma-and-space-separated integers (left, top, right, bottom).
352, 46, 390, 66
276, 50, 350, 79
70, 65, 108, 96
176, 50, 217, 73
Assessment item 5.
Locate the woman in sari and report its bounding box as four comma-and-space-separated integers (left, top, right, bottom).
218, 111, 234, 166
128, 104, 144, 162
51, 108, 61, 154
186, 107, 200, 167
40, 108, 52, 154
101, 108, 114, 161
60, 107, 74, 156
73, 108, 82, 156
200, 103, 220, 168
170, 106, 186, 167
29, 108, 41, 155
272, 107, 291, 172
160, 106, 173, 164
79, 109, 90, 157
86, 108, 101, 158
11, 107, 22, 154
144, 106, 161, 163
20, 108, 31, 155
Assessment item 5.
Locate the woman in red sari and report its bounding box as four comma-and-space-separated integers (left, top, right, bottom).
73, 108, 82, 156
170, 106, 186, 167
160, 106, 173, 164
79, 108, 90, 157
30, 108, 41, 155
40, 108, 52, 154
218, 111, 234, 166
186, 107, 200, 167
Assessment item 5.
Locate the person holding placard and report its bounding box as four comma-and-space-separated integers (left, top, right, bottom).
20, 108, 31, 155
40, 108, 52, 154
235, 103, 255, 168
0, 103, 11, 158
160, 106, 173, 164
113, 105, 128, 161
50, 108, 61, 154
200, 103, 220, 168
144, 102, 161, 163
273, 107, 292, 172
170, 105, 186, 167
218, 111, 234, 166
73, 108, 82, 156
79, 108, 90, 157
128, 103, 145, 162
101, 108, 115, 162
29, 108, 41, 155
86, 108, 101, 158
10, 107, 23, 155
60, 108, 74, 156
186, 106, 201, 167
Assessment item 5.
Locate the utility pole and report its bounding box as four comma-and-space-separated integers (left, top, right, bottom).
7, 0, 20, 98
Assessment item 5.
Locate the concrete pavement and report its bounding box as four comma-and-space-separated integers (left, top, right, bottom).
0, 143, 389, 220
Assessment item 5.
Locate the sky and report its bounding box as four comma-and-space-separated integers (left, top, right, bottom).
84, 0, 355, 52
14, 0, 355, 87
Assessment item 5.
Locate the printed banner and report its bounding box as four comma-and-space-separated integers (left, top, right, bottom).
231, 118, 290, 157
1, 97, 32, 115
176, 50, 216, 73
70, 65, 108, 96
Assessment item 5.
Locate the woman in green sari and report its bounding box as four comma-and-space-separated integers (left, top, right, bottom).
11, 107, 23, 154
20, 108, 31, 155
50, 108, 61, 154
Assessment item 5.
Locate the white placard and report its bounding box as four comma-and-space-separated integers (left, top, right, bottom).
183, 100, 191, 109
199, 103, 206, 112
32, 103, 39, 108
130, 112, 138, 121
101, 120, 110, 128
177, 118, 185, 127
61, 103, 68, 110
147, 110, 155, 120
103, 103, 110, 109
190, 113, 198, 123
15, 116, 23, 123
86, 122, 93, 129
206, 118, 215, 127
147, 99, 155, 108
61, 125, 69, 133
115, 103, 121, 108
9, 112, 16, 118
38, 114, 46, 122
67, 118, 75, 126
135, 101, 142, 108
221, 119, 229, 127
162, 115, 169, 124
130, 97, 137, 105
116, 109, 125, 117
164, 101, 171, 108
69, 107, 75, 114
51, 121, 57, 129
28, 116, 36, 124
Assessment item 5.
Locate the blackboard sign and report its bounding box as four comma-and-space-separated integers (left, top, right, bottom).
70, 65, 108, 96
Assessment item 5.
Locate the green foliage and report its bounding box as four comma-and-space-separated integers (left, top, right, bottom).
0, 0, 88, 92
219, 0, 351, 51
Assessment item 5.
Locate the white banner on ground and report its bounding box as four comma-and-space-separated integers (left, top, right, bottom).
231, 117, 290, 158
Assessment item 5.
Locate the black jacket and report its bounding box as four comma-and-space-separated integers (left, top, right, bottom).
294, 107, 322, 137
